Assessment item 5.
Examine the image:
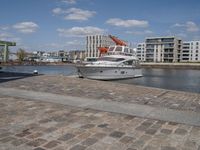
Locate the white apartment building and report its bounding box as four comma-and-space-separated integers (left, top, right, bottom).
86, 35, 115, 58
181, 41, 200, 62
145, 37, 182, 62
136, 43, 146, 62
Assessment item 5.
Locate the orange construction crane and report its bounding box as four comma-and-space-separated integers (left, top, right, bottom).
108, 35, 127, 46
98, 47, 109, 54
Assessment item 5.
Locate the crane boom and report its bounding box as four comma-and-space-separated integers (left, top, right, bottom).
109, 35, 127, 46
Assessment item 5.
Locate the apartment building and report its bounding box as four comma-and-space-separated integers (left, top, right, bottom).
136, 43, 146, 62
145, 37, 182, 62
86, 35, 115, 58
182, 41, 200, 62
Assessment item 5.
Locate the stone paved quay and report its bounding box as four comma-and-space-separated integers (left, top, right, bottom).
1, 75, 200, 112
1, 74, 200, 150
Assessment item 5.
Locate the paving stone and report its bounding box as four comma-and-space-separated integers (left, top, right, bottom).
120, 136, 135, 144
66, 138, 80, 146
109, 131, 125, 138
69, 145, 86, 150
15, 130, 32, 137
58, 133, 75, 141
124, 115, 135, 120
92, 132, 107, 139
77, 132, 91, 140
160, 129, 172, 135
156, 120, 166, 125
151, 123, 162, 130
108, 142, 128, 150
38, 118, 51, 123
145, 128, 157, 135
161, 146, 176, 150
11, 138, 29, 146
174, 128, 188, 135
81, 138, 98, 146
97, 123, 109, 128
135, 125, 148, 131
141, 121, 153, 127
33, 147, 46, 150
143, 145, 159, 150
26, 132, 43, 139
130, 139, 145, 149
168, 122, 179, 126
198, 145, 200, 150
126, 148, 137, 150
80, 124, 95, 129
101, 136, 117, 144
26, 138, 47, 147
53, 146, 65, 150
43, 140, 60, 149
0, 136, 16, 143
0, 132, 11, 139
184, 139, 197, 149
43, 127, 57, 133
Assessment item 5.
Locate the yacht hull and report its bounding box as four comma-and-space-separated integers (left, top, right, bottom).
77, 66, 142, 80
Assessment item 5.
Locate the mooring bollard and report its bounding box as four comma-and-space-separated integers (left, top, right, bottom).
33, 70, 38, 75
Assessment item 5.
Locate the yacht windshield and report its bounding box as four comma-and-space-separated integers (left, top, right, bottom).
98, 57, 125, 62
115, 46, 122, 51
109, 47, 115, 51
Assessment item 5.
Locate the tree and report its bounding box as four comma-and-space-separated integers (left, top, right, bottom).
17, 48, 26, 62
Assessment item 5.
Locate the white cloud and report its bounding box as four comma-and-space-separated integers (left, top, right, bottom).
0, 26, 9, 31
66, 40, 81, 45
13, 22, 39, 33
57, 26, 105, 37
176, 33, 187, 38
186, 21, 199, 32
0, 32, 21, 42
52, 7, 96, 21
52, 8, 63, 15
61, 0, 76, 4
172, 23, 184, 27
65, 8, 96, 21
0, 32, 13, 41
126, 30, 153, 35
172, 21, 199, 32
106, 18, 149, 28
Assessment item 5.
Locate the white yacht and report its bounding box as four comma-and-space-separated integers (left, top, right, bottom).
76, 45, 142, 80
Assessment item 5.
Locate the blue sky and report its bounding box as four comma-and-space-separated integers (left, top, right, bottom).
0, 0, 200, 51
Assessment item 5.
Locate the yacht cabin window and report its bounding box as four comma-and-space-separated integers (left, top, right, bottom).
124, 48, 129, 53
109, 47, 115, 51
123, 60, 133, 66
115, 46, 122, 51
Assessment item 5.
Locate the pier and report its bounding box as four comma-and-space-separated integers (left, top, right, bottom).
0, 74, 200, 149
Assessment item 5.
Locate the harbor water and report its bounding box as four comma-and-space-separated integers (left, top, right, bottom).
1, 65, 200, 93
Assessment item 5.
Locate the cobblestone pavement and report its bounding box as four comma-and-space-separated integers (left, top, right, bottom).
1, 75, 200, 112
1, 95, 200, 150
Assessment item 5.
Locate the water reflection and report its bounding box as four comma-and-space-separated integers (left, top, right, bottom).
116, 68, 200, 93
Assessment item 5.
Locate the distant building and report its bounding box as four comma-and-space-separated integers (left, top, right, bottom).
69, 50, 86, 62
145, 37, 182, 62
32, 51, 45, 57
136, 43, 146, 62
8, 53, 17, 61
86, 35, 115, 58
181, 41, 200, 62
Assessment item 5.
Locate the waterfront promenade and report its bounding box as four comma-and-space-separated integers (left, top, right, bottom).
0, 74, 200, 150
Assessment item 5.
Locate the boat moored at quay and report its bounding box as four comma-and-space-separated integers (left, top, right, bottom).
76, 44, 142, 80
